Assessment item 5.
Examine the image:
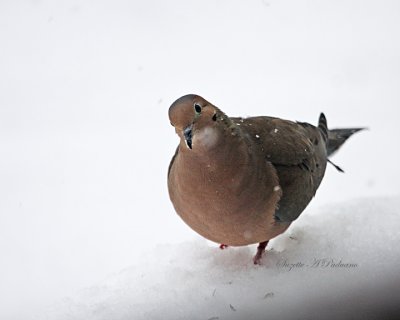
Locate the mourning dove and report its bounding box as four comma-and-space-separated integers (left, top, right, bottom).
168, 94, 363, 264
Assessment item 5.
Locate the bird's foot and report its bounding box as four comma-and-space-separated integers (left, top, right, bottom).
219, 244, 229, 250
253, 241, 269, 265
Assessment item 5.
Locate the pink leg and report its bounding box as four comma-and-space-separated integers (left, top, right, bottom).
253, 240, 269, 265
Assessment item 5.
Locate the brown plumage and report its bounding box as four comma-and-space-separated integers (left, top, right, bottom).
168, 94, 363, 264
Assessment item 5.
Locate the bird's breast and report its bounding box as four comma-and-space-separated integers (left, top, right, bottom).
168, 150, 283, 245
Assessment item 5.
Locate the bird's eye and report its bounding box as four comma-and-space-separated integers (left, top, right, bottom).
194, 103, 202, 114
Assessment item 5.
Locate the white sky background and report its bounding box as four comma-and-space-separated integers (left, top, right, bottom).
0, 0, 399, 318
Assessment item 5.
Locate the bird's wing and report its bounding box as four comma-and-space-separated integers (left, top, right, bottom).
232, 116, 316, 166
232, 116, 325, 223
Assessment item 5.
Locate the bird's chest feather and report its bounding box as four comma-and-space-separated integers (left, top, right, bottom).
168, 147, 281, 245
171, 149, 259, 211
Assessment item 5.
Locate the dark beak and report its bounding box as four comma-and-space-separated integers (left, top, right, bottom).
183, 125, 193, 149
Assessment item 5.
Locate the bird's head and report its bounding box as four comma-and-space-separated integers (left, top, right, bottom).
169, 94, 226, 151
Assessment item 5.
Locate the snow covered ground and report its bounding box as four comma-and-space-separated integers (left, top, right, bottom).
1, 0, 400, 319
44, 197, 400, 320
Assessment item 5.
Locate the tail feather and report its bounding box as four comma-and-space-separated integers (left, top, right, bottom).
327, 128, 365, 156
317, 113, 365, 172
318, 113, 328, 142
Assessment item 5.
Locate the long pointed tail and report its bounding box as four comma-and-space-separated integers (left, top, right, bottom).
318, 112, 365, 158
326, 127, 365, 156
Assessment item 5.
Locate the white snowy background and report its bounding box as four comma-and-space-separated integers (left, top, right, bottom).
1, 0, 399, 319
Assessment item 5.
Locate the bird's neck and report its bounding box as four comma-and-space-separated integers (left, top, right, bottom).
178, 125, 251, 179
